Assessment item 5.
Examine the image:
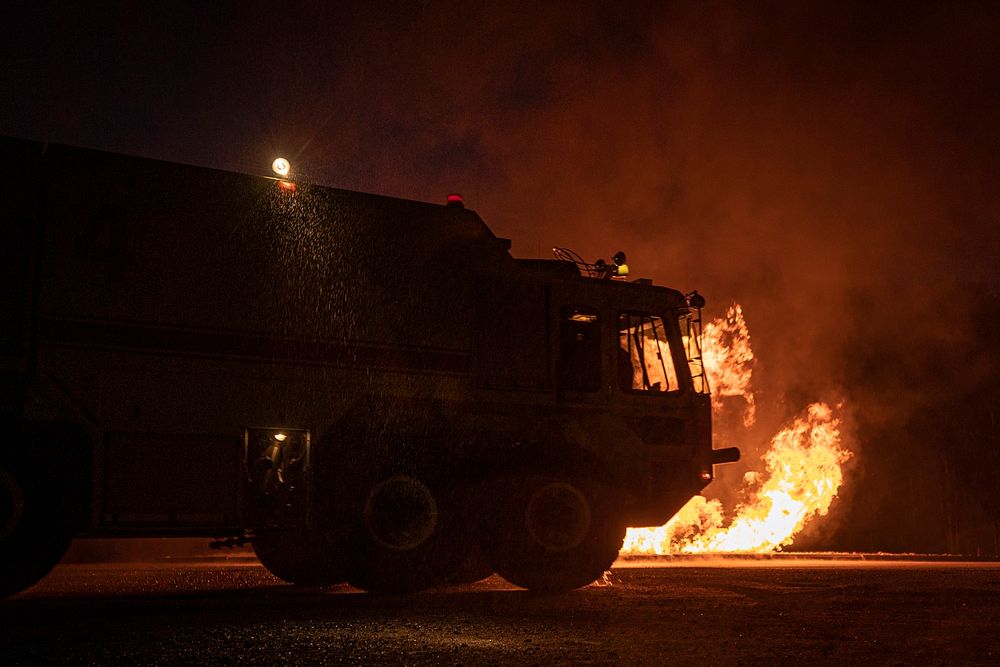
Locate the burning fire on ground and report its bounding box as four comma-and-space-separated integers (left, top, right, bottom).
621, 305, 852, 555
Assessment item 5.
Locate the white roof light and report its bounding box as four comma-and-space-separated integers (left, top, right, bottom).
271, 157, 291, 177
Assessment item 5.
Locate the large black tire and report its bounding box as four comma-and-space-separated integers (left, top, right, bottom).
346, 473, 475, 595
488, 475, 625, 593
252, 530, 349, 587
0, 424, 83, 598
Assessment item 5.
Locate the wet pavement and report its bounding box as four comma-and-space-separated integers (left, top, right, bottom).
2, 559, 999, 665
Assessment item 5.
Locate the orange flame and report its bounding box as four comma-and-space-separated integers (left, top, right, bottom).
702, 303, 756, 427
621, 305, 851, 555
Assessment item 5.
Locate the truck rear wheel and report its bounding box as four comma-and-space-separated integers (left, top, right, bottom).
0, 455, 76, 598
252, 530, 348, 587
489, 476, 624, 593
346, 474, 472, 594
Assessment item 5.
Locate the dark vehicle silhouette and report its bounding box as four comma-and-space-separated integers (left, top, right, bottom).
0, 138, 738, 596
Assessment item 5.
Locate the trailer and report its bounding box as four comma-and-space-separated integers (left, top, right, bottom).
0, 137, 738, 595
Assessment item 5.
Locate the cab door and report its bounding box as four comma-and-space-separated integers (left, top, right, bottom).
551, 287, 608, 407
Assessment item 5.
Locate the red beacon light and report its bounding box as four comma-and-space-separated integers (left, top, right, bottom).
446, 193, 464, 208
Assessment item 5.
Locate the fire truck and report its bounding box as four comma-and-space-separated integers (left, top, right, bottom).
0, 137, 738, 596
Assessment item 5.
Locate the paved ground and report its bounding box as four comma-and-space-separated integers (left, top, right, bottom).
2, 559, 999, 665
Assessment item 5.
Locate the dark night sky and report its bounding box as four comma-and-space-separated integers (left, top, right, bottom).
3, 1, 999, 551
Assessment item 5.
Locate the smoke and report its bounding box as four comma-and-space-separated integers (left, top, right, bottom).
303, 2, 999, 551
4, 1, 998, 551
294, 2, 998, 551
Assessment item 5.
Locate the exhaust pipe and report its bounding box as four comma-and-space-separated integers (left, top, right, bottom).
711, 447, 741, 465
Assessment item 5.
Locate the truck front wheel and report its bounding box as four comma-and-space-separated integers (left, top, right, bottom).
489, 476, 624, 593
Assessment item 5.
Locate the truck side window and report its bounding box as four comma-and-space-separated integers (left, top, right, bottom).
618, 312, 678, 393
558, 307, 601, 393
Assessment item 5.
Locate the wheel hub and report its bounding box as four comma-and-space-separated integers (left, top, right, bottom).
525, 482, 591, 552
363, 475, 438, 551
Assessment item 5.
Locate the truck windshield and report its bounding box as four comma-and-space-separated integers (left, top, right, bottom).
678, 311, 709, 394
617, 313, 678, 393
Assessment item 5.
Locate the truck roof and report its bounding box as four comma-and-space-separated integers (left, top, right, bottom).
4, 136, 691, 357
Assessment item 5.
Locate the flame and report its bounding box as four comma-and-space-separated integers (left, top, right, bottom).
621, 305, 851, 555
702, 303, 756, 427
